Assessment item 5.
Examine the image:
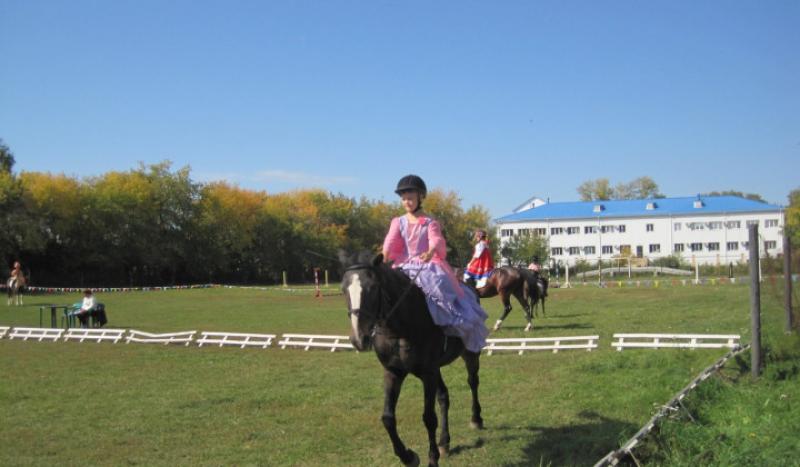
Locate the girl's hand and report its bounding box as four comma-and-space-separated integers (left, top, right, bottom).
419, 251, 433, 262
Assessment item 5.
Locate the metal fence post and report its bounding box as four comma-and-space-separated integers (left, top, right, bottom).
749, 225, 762, 377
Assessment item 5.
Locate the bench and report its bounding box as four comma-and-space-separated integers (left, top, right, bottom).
8, 327, 64, 342
484, 336, 599, 355
126, 330, 196, 346
612, 333, 741, 351
278, 334, 354, 352
196, 331, 277, 349
63, 328, 126, 344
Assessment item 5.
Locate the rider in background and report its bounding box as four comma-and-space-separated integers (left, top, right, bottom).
8, 261, 22, 287
382, 174, 488, 353
463, 229, 494, 288
527, 256, 542, 273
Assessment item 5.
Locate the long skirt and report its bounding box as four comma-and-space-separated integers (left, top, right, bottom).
401, 261, 489, 353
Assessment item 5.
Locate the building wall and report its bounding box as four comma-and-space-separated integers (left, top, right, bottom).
498, 210, 785, 266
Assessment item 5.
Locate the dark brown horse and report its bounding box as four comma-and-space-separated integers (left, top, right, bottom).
460, 266, 536, 332
341, 252, 483, 467
519, 268, 548, 317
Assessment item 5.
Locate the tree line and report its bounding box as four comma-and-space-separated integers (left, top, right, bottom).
0, 143, 491, 286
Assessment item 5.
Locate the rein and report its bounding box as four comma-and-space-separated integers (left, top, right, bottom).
345, 261, 425, 322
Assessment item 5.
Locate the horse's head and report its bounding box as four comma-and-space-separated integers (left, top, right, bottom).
340, 251, 387, 351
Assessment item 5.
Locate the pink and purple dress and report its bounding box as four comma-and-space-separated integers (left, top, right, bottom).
383, 215, 489, 353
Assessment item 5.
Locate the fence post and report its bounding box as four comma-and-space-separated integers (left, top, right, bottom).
282, 271, 288, 288
695, 261, 700, 285
784, 232, 794, 332
325, 269, 329, 287
749, 225, 762, 377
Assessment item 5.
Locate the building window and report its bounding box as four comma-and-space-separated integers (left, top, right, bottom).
618, 225, 626, 233
568, 247, 580, 255
584, 246, 596, 255
690, 243, 703, 252
646, 223, 654, 232
674, 243, 684, 252
501, 229, 513, 237
551, 247, 563, 256
765, 219, 779, 228
602, 245, 613, 254
534, 228, 547, 236
726, 220, 741, 229
600, 225, 613, 233
674, 223, 682, 231
518, 228, 530, 236
727, 242, 738, 251
707, 242, 720, 251
551, 227, 563, 235
584, 226, 597, 234
708, 221, 723, 230
649, 244, 661, 253
746, 220, 758, 227
567, 226, 580, 235
742, 241, 749, 249
765, 240, 777, 249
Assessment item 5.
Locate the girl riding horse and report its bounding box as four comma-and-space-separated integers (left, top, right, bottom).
7, 261, 26, 306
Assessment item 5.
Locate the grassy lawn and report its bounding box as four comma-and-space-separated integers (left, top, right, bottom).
0, 282, 792, 466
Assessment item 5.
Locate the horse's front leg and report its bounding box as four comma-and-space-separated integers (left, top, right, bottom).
513, 289, 533, 332
382, 370, 418, 466
462, 351, 484, 429
421, 372, 440, 467
435, 373, 450, 458
493, 292, 513, 331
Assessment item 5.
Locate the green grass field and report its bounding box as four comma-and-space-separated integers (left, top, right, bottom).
0, 282, 795, 466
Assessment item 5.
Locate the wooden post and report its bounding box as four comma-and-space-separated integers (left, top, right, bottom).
282, 271, 288, 288
325, 269, 329, 287
749, 225, 762, 377
695, 261, 700, 285
564, 263, 571, 288
784, 233, 794, 332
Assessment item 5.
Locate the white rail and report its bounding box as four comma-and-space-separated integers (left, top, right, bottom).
63, 328, 126, 344
126, 330, 196, 346
197, 331, 276, 349
484, 335, 599, 355
0, 326, 9, 338
612, 333, 740, 351
278, 334, 354, 352
8, 327, 64, 342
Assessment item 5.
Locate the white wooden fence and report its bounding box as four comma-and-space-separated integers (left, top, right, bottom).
278, 334, 354, 352
612, 333, 740, 351
484, 336, 599, 355
126, 330, 196, 346
0, 326, 9, 338
63, 328, 126, 344
8, 327, 64, 342
197, 331, 277, 349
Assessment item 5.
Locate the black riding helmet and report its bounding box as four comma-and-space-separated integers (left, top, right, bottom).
394, 174, 427, 196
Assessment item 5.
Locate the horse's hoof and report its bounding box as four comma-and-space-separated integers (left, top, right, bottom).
438, 445, 449, 458
524, 323, 532, 332
493, 320, 502, 331
403, 449, 420, 467
470, 419, 484, 430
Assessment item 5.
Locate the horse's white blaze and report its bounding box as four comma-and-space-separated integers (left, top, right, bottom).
347, 275, 363, 335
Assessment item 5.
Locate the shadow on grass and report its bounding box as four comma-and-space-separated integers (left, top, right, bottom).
497, 410, 636, 466
531, 323, 593, 331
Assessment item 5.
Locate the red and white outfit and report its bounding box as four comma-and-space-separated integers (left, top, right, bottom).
464, 240, 494, 288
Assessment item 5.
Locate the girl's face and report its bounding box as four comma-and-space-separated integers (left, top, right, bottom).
400, 191, 420, 213
13, 262, 20, 268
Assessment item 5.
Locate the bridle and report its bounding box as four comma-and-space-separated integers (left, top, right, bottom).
344, 262, 424, 327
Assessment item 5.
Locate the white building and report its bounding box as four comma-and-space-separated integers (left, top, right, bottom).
495, 195, 785, 266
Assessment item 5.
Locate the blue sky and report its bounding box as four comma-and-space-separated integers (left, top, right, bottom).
1, 0, 798, 218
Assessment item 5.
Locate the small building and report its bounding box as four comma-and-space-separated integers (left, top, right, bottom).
495, 195, 785, 266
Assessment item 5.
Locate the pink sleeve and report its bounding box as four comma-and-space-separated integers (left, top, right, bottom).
427, 220, 447, 260
382, 217, 406, 263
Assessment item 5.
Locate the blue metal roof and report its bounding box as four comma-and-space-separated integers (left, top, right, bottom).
495, 196, 782, 223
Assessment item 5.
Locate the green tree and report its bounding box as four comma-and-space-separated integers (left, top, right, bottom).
579, 176, 664, 201
0, 139, 15, 173
501, 233, 549, 267
701, 190, 766, 203
577, 178, 614, 201
787, 188, 800, 248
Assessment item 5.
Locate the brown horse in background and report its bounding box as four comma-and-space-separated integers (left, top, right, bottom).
6, 274, 27, 306
460, 266, 536, 332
